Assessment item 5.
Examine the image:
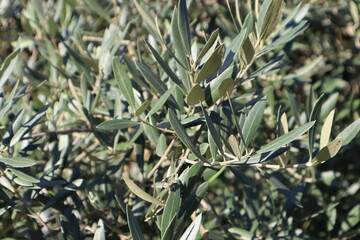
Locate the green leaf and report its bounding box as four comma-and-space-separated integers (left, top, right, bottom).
260, 0, 284, 40
320, 109, 335, 149
112, 59, 137, 110
195, 44, 224, 83
123, 176, 165, 206
96, 119, 140, 131
93, 219, 106, 240
186, 84, 205, 106
201, 104, 223, 155
145, 40, 186, 90
228, 135, 242, 159
180, 213, 202, 240
341, 204, 360, 233
133, 0, 161, 41
161, 182, 182, 239
258, 121, 315, 153
0, 48, 20, 74
169, 109, 209, 163
196, 29, 219, 65
308, 95, 324, 156
145, 85, 176, 119
219, 78, 234, 99
9, 168, 39, 183
241, 98, 267, 150
264, 171, 303, 208
43, 179, 83, 211
337, 119, 360, 146
84, 0, 111, 23
135, 100, 150, 117
175, 182, 208, 238
126, 205, 146, 240
156, 133, 167, 156
10, 104, 49, 147
311, 138, 343, 165
0, 156, 36, 168
177, 0, 191, 55
137, 62, 168, 95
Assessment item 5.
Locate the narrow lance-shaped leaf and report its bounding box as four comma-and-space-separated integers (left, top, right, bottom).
241, 98, 267, 152
263, 171, 303, 208
260, 0, 284, 40
123, 176, 165, 206
112, 59, 137, 110
196, 29, 219, 65
93, 219, 105, 240
196, 44, 224, 83
311, 138, 343, 165
337, 119, 360, 146
201, 104, 224, 155
135, 100, 150, 117
145, 85, 176, 119
0, 156, 36, 168
10, 104, 49, 147
97, 119, 140, 131
126, 205, 146, 240
258, 121, 315, 153
278, 112, 290, 167
145, 40, 186, 90
308, 95, 324, 157
161, 182, 181, 239
169, 109, 209, 163
320, 109, 335, 149
177, 0, 191, 55
180, 214, 202, 240
84, 0, 111, 23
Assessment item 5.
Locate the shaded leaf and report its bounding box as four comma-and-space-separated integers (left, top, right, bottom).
169, 109, 209, 163
219, 78, 234, 98
161, 182, 181, 239
186, 84, 205, 106
126, 205, 146, 240
196, 44, 224, 83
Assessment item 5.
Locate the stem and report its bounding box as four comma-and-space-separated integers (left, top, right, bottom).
22, 128, 92, 140
137, 117, 175, 134
147, 138, 176, 179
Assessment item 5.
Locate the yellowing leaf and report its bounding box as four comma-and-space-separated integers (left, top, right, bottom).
311, 138, 343, 165
123, 176, 165, 206
320, 109, 335, 149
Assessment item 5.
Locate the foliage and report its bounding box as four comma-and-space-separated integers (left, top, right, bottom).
0, 0, 359, 239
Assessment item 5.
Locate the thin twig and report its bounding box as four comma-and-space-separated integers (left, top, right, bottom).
147, 138, 176, 179
22, 128, 92, 140
138, 117, 176, 134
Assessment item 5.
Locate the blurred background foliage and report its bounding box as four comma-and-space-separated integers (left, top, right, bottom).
0, 0, 359, 239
